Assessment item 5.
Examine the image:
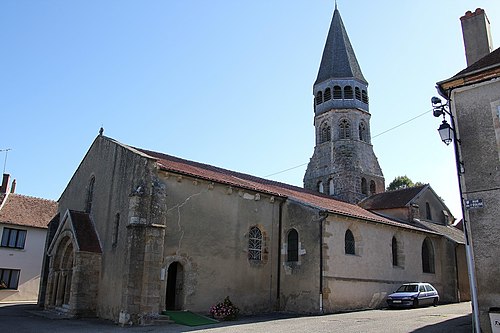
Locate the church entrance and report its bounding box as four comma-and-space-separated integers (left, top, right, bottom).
165, 262, 184, 310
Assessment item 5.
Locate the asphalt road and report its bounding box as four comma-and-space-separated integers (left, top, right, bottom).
0, 301, 472, 333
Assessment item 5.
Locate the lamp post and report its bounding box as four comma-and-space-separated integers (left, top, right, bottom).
431, 96, 480, 333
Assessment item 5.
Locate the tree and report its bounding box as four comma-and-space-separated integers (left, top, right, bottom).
386, 175, 424, 191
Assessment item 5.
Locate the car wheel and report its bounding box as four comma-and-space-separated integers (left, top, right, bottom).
413, 299, 419, 308
433, 297, 438, 306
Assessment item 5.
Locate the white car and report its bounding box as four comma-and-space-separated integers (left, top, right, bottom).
386, 283, 439, 308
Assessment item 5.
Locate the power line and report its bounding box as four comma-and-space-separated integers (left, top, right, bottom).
264, 110, 431, 178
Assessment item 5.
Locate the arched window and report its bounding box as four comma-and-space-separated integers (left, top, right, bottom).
362, 90, 368, 104
355, 87, 361, 101
324, 88, 332, 101
339, 119, 351, 139
329, 179, 335, 196
422, 237, 435, 273
315, 91, 323, 105
370, 180, 376, 195
426, 202, 432, 220
392, 236, 399, 266
344, 86, 353, 99
318, 181, 324, 193
85, 176, 95, 213
248, 227, 263, 261
359, 121, 367, 142
287, 229, 299, 262
320, 123, 331, 143
333, 86, 342, 99
361, 178, 367, 195
345, 229, 355, 255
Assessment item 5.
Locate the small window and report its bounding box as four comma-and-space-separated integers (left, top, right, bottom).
345, 229, 355, 255
324, 88, 332, 101
362, 90, 368, 104
329, 179, 335, 196
85, 176, 95, 213
333, 86, 342, 99
426, 202, 432, 220
339, 119, 351, 139
344, 86, 353, 99
320, 123, 331, 143
422, 237, 435, 273
392, 236, 398, 266
287, 229, 299, 262
355, 87, 361, 101
361, 178, 367, 195
370, 180, 376, 195
419, 285, 426, 292
0, 268, 20, 289
248, 227, 262, 261
359, 122, 367, 142
315, 91, 323, 105
1, 228, 27, 249
318, 181, 324, 193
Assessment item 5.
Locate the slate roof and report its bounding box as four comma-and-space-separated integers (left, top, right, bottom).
68, 210, 102, 253
133, 146, 434, 234
417, 220, 465, 244
453, 46, 500, 78
358, 185, 427, 210
0, 193, 57, 229
315, 8, 367, 85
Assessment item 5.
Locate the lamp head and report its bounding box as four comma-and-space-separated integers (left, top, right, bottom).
431, 96, 442, 105
438, 120, 453, 145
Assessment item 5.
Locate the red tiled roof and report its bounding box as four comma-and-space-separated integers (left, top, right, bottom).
134, 147, 432, 233
0, 193, 58, 229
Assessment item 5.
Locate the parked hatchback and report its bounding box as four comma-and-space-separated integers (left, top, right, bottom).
386, 283, 439, 308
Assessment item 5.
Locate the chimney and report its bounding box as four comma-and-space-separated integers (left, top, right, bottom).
461, 8, 493, 66
10, 179, 16, 193
1, 174, 10, 194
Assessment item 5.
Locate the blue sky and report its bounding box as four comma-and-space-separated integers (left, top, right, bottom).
2, 1, 500, 219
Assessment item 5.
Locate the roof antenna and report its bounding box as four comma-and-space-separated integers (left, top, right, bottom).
0, 148, 12, 174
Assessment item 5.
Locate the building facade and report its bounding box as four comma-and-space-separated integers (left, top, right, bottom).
437, 8, 500, 332
0, 174, 57, 303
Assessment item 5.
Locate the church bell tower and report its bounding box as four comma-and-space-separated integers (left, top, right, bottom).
303, 6, 384, 204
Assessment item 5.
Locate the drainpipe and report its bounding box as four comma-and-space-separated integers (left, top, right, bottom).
276, 200, 283, 310
318, 210, 328, 314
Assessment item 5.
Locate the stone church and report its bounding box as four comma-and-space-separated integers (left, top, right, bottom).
39, 7, 468, 325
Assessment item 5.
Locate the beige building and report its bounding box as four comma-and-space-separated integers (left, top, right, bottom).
0, 174, 57, 303
38, 135, 465, 324
436, 8, 500, 333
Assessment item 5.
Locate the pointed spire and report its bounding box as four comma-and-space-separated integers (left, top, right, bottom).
315, 7, 366, 85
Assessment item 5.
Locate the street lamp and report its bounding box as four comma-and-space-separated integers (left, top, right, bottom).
431, 96, 480, 333
432, 97, 456, 145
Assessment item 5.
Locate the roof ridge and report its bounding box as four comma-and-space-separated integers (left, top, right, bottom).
7, 192, 57, 203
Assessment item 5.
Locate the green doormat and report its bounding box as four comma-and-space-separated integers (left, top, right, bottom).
163, 310, 219, 326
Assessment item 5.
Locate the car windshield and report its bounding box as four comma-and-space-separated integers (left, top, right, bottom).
396, 284, 418, 292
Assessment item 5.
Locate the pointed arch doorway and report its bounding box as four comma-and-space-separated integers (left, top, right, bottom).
165, 262, 184, 310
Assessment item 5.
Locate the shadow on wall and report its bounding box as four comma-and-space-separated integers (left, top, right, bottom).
368, 292, 387, 308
